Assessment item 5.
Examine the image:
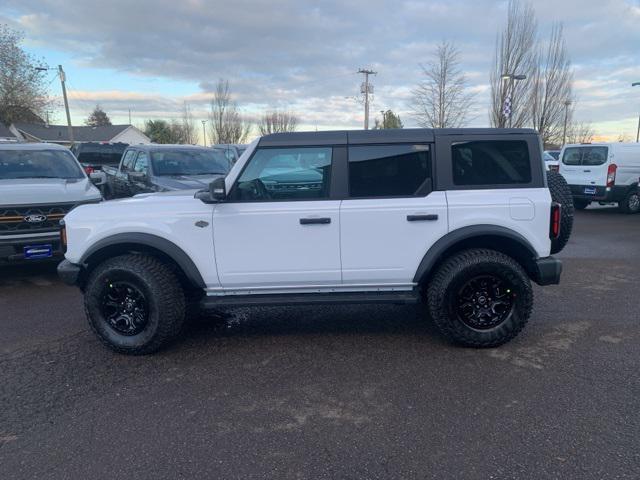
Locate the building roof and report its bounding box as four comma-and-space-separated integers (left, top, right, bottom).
13, 123, 133, 142
259, 128, 538, 147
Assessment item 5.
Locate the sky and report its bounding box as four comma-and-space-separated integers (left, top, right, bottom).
2, 0, 640, 142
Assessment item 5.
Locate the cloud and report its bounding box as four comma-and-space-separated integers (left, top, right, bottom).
3, 0, 640, 137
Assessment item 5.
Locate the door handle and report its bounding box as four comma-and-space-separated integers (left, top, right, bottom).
300, 217, 331, 225
407, 214, 438, 221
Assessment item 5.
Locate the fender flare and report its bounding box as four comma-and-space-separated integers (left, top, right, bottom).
81, 232, 206, 288
412, 225, 538, 283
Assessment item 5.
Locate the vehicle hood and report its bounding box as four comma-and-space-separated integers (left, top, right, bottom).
154, 174, 224, 191
0, 178, 102, 205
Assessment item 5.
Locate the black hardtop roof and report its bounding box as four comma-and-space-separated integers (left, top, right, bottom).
258, 128, 537, 147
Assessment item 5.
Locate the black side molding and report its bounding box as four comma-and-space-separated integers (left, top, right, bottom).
300, 217, 331, 225
407, 214, 438, 221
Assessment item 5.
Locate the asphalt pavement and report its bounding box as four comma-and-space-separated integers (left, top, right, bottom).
1, 206, 638, 479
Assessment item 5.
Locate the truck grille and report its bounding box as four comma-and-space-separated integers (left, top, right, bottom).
0, 203, 75, 236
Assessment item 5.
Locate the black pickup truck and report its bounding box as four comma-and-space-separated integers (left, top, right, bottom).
101, 144, 232, 199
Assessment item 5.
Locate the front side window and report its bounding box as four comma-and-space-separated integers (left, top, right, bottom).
121, 150, 137, 172
348, 144, 431, 198
0, 149, 84, 179
133, 152, 149, 173
232, 147, 332, 201
561, 146, 608, 166
452, 140, 531, 186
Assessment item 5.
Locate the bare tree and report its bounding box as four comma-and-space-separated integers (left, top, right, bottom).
208, 79, 251, 144
0, 24, 50, 125
258, 110, 299, 135
412, 41, 474, 128
530, 24, 574, 145
566, 121, 595, 144
489, 1, 537, 128
180, 101, 197, 144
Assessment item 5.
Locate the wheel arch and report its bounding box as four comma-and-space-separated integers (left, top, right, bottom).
414, 225, 539, 285
79, 233, 206, 290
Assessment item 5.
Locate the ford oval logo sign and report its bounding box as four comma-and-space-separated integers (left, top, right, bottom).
24, 214, 47, 223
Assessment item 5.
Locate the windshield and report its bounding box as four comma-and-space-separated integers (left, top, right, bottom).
0, 149, 84, 180
151, 149, 230, 176
562, 146, 608, 166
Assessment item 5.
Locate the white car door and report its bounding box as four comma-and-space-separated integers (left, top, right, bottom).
560, 145, 610, 191
213, 146, 341, 290
340, 144, 448, 287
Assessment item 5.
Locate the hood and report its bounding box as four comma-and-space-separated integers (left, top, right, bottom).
154, 174, 224, 191
0, 178, 102, 205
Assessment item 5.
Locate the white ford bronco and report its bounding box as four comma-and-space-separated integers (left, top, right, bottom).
58, 129, 573, 354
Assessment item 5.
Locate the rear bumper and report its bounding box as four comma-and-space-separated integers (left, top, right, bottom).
57, 259, 82, 286
534, 256, 562, 286
569, 185, 631, 202
0, 233, 62, 261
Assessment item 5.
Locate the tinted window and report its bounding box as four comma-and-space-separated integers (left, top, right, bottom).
233, 147, 332, 201
349, 144, 431, 198
0, 149, 84, 179
74, 143, 127, 166
121, 150, 137, 172
133, 152, 149, 173
151, 149, 230, 176
452, 140, 531, 185
562, 146, 608, 166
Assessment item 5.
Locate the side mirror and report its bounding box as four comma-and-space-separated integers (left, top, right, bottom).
89, 171, 106, 186
128, 171, 146, 182
210, 177, 227, 201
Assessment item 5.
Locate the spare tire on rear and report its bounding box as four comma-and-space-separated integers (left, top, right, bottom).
547, 170, 574, 254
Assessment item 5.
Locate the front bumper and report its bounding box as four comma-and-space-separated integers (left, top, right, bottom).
57, 259, 82, 286
0, 233, 61, 261
535, 256, 562, 286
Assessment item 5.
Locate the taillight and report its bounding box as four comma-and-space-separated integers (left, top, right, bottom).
606, 164, 617, 188
549, 164, 559, 172
550, 202, 561, 239
84, 166, 94, 175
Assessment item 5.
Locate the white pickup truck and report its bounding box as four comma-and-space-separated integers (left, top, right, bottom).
0, 143, 102, 262
58, 129, 573, 354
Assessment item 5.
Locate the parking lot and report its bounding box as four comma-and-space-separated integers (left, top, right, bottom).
0, 206, 638, 479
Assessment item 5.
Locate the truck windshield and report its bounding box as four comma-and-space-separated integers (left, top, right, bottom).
0, 149, 84, 180
562, 146, 608, 166
151, 149, 230, 176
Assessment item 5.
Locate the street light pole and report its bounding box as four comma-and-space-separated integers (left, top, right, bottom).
562, 100, 572, 146
633, 82, 640, 143
501, 73, 527, 128
201, 120, 208, 146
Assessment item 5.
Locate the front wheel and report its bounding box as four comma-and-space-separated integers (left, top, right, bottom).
84, 254, 186, 354
618, 190, 640, 214
425, 249, 533, 348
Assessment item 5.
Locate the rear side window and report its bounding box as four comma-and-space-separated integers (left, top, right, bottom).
452, 140, 531, 186
562, 146, 608, 166
348, 144, 431, 198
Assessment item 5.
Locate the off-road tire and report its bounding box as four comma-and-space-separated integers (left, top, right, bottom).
618, 189, 640, 214
547, 170, 574, 254
425, 249, 533, 348
573, 199, 590, 210
84, 254, 186, 355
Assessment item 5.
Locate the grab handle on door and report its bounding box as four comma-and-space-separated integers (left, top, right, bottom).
300, 217, 331, 225
407, 214, 438, 222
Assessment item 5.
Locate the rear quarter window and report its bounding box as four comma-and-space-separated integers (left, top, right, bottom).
452, 140, 531, 186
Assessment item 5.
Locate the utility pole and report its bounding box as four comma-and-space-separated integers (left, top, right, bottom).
562, 100, 572, 145
58, 65, 74, 144
633, 82, 640, 143
358, 68, 376, 129
201, 120, 208, 146
128, 109, 132, 125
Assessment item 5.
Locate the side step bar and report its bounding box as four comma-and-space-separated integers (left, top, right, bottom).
200, 291, 420, 309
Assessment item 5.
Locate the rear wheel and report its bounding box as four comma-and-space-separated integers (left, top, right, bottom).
84, 254, 186, 354
574, 199, 590, 210
618, 190, 640, 214
546, 170, 574, 254
425, 249, 533, 348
